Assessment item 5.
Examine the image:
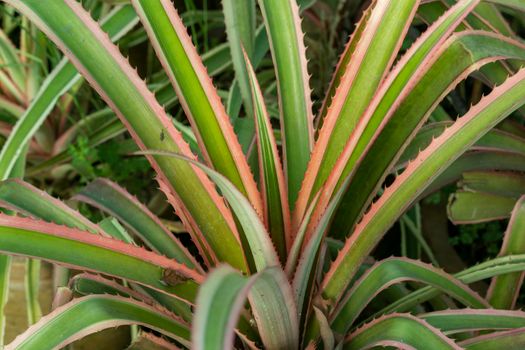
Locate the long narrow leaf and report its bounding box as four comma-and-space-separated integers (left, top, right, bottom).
0, 179, 104, 235
487, 195, 525, 308
461, 327, 525, 349
257, 0, 314, 207
448, 191, 516, 223
304, 0, 481, 229
7, 295, 190, 349
331, 258, 488, 334
137, 150, 279, 272
370, 254, 525, 321
243, 50, 291, 260
192, 265, 256, 350
0, 215, 203, 301
222, 0, 256, 118
422, 309, 525, 334
131, 0, 262, 213
344, 314, 460, 349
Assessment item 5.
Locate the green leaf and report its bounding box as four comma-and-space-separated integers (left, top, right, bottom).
322, 68, 525, 304
0, 215, 202, 302
222, 0, 256, 118
128, 331, 181, 350
488, 0, 525, 12
257, 0, 314, 207
98, 217, 135, 244
131, 0, 262, 213
244, 50, 290, 261
6, 0, 247, 271
0, 255, 9, 348
344, 314, 460, 350
70, 273, 148, 300
0, 179, 104, 234
7, 295, 190, 349
487, 196, 525, 309
447, 191, 516, 223
26, 42, 231, 177
400, 122, 525, 165
0, 29, 25, 92
425, 150, 525, 197
460, 171, 525, 197
369, 254, 525, 321
461, 328, 525, 349
313, 306, 334, 350
331, 258, 488, 335
248, 267, 298, 350
422, 309, 525, 334
192, 265, 254, 350
315, 4, 371, 130
24, 259, 41, 325
74, 178, 198, 269
292, 183, 346, 325
193, 265, 298, 350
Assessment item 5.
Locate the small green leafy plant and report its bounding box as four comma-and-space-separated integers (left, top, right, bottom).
0, 0, 525, 349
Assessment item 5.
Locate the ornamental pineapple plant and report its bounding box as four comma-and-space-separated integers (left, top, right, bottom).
0, 0, 523, 349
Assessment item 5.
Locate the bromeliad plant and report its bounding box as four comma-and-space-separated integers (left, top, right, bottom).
0, 0, 525, 348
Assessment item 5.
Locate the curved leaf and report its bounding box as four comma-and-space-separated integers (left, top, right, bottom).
461, 327, 525, 349
460, 171, 525, 197
370, 254, 525, 321
193, 265, 298, 350
331, 258, 489, 334
222, 0, 256, 118
344, 314, 460, 350
70, 273, 153, 302
0, 30, 25, 92
6, 295, 190, 349
400, 122, 525, 165
297, 0, 419, 223
192, 265, 253, 350
487, 0, 525, 12
137, 150, 279, 272
322, 68, 525, 304
448, 190, 516, 223
425, 150, 525, 196
0, 215, 203, 301
0, 179, 104, 235
315, 4, 372, 130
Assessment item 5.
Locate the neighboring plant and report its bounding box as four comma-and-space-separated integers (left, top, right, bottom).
0, 0, 523, 349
